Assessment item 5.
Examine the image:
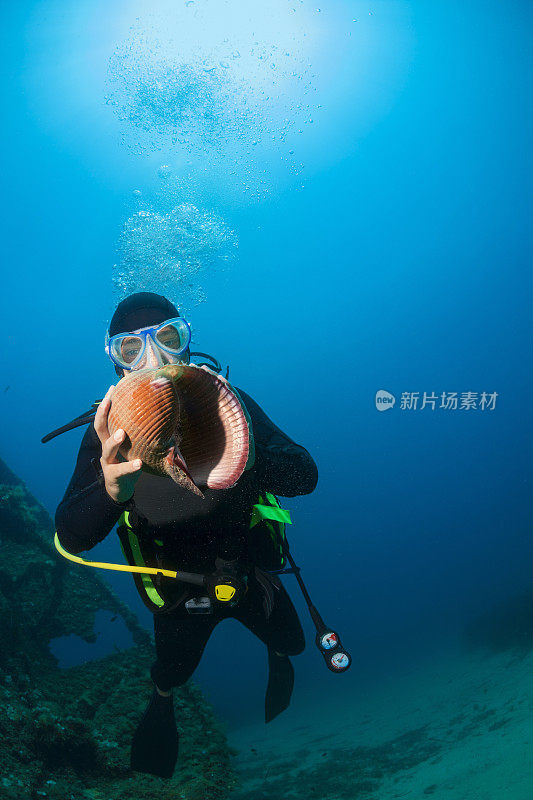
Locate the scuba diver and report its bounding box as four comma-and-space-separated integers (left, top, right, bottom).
54, 291, 319, 780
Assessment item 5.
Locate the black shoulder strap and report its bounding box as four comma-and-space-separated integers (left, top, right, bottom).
41, 402, 100, 443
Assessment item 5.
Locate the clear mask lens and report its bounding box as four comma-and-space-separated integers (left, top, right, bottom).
154, 320, 188, 353
114, 335, 144, 365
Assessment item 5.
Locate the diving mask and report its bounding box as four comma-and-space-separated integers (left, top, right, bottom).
105, 317, 191, 371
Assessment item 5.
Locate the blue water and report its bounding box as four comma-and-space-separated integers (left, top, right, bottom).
1, 0, 532, 759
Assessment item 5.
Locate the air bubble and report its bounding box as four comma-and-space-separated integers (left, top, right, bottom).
106, 22, 321, 198
113, 203, 238, 309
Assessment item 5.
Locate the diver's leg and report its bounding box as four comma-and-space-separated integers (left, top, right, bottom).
150, 609, 218, 691
131, 610, 218, 778
235, 575, 305, 656
234, 576, 305, 722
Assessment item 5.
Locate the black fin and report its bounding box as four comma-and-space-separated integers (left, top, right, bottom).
130, 688, 179, 779
265, 649, 294, 724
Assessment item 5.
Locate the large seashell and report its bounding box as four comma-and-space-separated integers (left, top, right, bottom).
107, 364, 250, 497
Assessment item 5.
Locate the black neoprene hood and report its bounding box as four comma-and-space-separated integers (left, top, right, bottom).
109, 292, 180, 336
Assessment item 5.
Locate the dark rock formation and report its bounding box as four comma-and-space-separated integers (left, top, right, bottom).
0, 457, 235, 799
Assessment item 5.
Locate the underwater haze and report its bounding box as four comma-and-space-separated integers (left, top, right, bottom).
1, 0, 533, 797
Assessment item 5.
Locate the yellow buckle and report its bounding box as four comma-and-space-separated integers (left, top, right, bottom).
215, 584, 236, 602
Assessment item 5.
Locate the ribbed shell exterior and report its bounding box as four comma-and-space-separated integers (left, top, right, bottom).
107, 364, 249, 492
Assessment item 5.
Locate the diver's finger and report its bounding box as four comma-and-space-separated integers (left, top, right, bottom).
108, 459, 143, 478
100, 428, 125, 465
94, 385, 114, 444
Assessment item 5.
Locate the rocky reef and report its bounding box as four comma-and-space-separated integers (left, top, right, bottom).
0, 456, 235, 800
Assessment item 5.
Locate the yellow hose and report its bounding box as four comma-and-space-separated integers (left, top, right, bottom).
54, 532, 179, 579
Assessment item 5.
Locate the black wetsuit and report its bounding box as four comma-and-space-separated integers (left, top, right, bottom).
55, 389, 318, 691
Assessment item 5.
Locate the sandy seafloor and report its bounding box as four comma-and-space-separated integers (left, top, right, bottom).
226, 644, 533, 799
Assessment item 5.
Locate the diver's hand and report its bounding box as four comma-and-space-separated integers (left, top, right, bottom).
94, 385, 142, 504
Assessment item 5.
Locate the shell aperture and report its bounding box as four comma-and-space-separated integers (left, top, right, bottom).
107, 364, 250, 497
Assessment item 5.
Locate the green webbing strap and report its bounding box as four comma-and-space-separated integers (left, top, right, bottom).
249, 493, 292, 529
118, 511, 165, 608
249, 493, 290, 569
